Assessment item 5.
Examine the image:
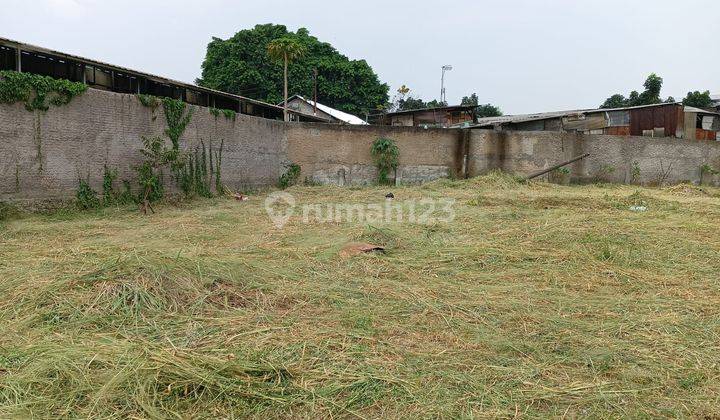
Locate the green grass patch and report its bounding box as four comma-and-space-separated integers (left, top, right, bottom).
1, 175, 719, 417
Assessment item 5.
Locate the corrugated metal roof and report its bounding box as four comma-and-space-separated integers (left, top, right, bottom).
468, 102, 718, 129
683, 105, 720, 115
285, 95, 368, 125
385, 105, 476, 116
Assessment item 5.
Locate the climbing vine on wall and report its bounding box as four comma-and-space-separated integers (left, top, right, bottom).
210, 107, 236, 121
0, 71, 87, 111
162, 97, 194, 151
134, 95, 230, 212
178, 139, 225, 197
137, 94, 161, 109
136, 95, 194, 152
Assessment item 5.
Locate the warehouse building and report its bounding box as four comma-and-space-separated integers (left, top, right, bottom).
0, 37, 326, 122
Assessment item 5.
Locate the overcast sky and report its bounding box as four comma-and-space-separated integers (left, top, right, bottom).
2, 0, 718, 114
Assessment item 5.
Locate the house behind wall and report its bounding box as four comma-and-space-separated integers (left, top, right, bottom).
474, 103, 719, 140
370, 105, 477, 128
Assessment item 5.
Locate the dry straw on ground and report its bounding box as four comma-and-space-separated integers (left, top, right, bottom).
1, 172, 719, 418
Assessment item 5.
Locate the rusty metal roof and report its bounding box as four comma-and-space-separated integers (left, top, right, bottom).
467, 102, 719, 129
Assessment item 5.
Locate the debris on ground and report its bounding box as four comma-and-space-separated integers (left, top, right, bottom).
234, 193, 249, 201
339, 242, 386, 257
662, 184, 710, 197
629, 205, 648, 212
385, 193, 395, 200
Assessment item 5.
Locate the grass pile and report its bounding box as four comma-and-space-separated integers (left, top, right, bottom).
1, 173, 719, 417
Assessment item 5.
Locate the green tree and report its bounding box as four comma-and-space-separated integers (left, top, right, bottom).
198, 24, 389, 117
682, 90, 713, 108
475, 104, 503, 118
267, 37, 307, 121
600, 74, 669, 108
638, 73, 663, 105
388, 85, 443, 112
601, 94, 628, 109
461, 93, 479, 106
461, 93, 502, 117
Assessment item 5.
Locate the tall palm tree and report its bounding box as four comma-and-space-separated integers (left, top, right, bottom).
267, 37, 307, 121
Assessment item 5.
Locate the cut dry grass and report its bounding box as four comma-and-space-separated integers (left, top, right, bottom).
1, 173, 720, 418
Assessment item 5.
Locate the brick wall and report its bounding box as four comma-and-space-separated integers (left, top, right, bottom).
0, 89, 288, 203
286, 123, 462, 185
3, 88, 720, 205
468, 130, 720, 185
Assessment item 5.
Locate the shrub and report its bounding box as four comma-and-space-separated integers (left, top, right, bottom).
0, 202, 20, 221
76, 179, 100, 210
278, 164, 301, 189
371, 137, 399, 185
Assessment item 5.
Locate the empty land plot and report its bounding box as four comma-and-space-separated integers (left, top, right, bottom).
1, 174, 719, 418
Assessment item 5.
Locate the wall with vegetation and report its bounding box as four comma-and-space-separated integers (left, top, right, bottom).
0, 88, 288, 204
3, 86, 720, 206
286, 123, 463, 185
468, 130, 720, 186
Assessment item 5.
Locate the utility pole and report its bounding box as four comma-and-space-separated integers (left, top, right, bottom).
440, 65, 453, 104
313, 68, 318, 115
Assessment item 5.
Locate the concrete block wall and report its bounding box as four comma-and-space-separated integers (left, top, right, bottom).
3, 88, 720, 205
468, 130, 720, 186
286, 123, 462, 185
0, 89, 288, 203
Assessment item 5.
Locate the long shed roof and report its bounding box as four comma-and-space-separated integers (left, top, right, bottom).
0, 36, 313, 119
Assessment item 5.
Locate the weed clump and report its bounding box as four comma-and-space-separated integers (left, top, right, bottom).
76, 179, 101, 210
278, 163, 301, 189
0, 201, 21, 221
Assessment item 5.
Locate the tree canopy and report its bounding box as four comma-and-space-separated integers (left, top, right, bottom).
461, 93, 503, 117
388, 88, 502, 117
600, 73, 670, 109
682, 90, 714, 108
267, 37, 307, 63
198, 24, 389, 117
387, 85, 444, 112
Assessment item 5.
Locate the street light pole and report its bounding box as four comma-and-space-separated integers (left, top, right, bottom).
441, 65, 453, 104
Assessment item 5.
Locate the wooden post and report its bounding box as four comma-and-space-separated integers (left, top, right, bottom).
16, 48, 21, 72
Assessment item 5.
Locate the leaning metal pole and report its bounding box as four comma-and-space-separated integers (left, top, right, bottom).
524, 153, 590, 180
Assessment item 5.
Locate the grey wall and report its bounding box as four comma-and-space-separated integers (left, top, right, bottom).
286, 123, 462, 185
0, 89, 288, 204
2, 88, 720, 205
468, 130, 720, 185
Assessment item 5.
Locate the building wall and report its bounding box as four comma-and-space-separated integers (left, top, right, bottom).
468, 130, 720, 185
3, 89, 720, 205
286, 123, 462, 185
286, 98, 335, 123
0, 89, 288, 203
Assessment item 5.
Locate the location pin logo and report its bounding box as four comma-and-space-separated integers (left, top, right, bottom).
264, 191, 296, 228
